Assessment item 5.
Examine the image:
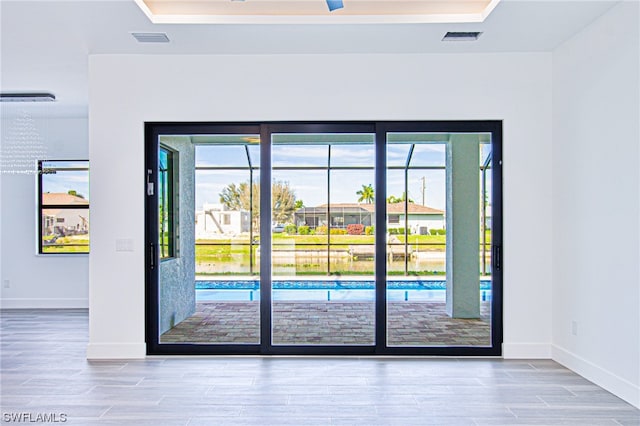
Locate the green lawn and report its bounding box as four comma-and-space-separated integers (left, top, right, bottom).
195, 234, 445, 266
196, 234, 448, 250
272, 233, 449, 245
198, 231, 490, 246
41, 235, 89, 253
195, 232, 491, 272
195, 243, 252, 263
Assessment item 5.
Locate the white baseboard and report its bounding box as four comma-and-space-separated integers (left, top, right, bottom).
502, 343, 552, 359
86, 343, 146, 359
0, 298, 88, 309
552, 344, 640, 409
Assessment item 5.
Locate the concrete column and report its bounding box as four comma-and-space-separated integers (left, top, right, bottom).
159, 136, 196, 333
446, 134, 480, 318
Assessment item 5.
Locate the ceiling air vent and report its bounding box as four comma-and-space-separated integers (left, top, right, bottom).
131, 32, 170, 43
442, 31, 482, 41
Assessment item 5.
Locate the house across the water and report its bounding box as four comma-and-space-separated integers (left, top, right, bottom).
195, 203, 251, 238
294, 202, 445, 235
41, 193, 90, 236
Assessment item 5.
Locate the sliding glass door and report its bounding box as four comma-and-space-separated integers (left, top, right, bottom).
146, 125, 264, 353
384, 129, 498, 349
270, 129, 376, 347
146, 121, 502, 355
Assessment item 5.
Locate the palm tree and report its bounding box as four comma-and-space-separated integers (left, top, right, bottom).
386, 192, 413, 204
356, 184, 375, 204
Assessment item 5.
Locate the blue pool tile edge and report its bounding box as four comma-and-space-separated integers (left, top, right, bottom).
195, 280, 492, 291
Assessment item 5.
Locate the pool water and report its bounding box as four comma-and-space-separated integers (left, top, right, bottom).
196, 280, 492, 302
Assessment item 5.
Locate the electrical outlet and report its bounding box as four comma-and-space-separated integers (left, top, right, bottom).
571, 320, 578, 336
2, 279, 10, 289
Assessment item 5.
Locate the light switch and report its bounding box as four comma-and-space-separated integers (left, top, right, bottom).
115, 239, 134, 252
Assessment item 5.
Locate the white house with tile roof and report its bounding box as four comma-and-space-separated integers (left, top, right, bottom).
294, 202, 445, 234
41, 193, 89, 236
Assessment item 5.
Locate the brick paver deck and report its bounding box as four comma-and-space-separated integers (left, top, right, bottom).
161, 301, 491, 347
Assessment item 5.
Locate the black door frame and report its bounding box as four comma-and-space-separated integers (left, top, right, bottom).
145, 120, 502, 356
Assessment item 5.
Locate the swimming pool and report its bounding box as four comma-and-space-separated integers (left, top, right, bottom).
196, 280, 492, 302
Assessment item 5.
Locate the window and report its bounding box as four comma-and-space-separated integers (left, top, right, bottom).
38, 160, 90, 254
159, 146, 177, 259
388, 214, 400, 224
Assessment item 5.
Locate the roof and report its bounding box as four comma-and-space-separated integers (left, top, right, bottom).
318, 203, 372, 212
42, 193, 89, 206
386, 203, 444, 215
298, 203, 443, 215
42, 209, 89, 218
295, 204, 369, 214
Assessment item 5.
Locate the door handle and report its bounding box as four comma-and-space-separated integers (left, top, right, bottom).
493, 245, 501, 271
147, 169, 154, 196
150, 243, 156, 269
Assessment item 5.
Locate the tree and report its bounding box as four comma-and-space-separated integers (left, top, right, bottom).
295, 199, 304, 209
356, 184, 375, 204
219, 183, 245, 211
219, 181, 259, 230
386, 192, 413, 204
67, 189, 85, 199
219, 180, 297, 228
272, 180, 296, 223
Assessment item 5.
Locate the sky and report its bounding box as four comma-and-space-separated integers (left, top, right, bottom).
36, 143, 490, 217
194, 143, 458, 212
41, 161, 90, 200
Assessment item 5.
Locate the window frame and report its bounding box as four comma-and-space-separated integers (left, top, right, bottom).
158, 145, 178, 260
388, 214, 400, 224
37, 160, 90, 255
145, 120, 503, 357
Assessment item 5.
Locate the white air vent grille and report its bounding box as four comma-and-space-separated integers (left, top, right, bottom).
131, 32, 170, 43
442, 31, 482, 41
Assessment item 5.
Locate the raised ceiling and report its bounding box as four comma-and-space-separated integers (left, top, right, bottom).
0, 0, 621, 116
135, 0, 500, 23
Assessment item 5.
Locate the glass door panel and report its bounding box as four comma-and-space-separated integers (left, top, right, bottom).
159, 134, 261, 345
386, 132, 493, 348
271, 133, 376, 346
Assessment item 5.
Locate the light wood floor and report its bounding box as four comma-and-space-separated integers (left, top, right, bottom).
1, 309, 639, 425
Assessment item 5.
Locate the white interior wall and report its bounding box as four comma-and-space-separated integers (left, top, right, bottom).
0, 2, 635, 409
88, 52, 553, 359
0, 115, 89, 308
552, 2, 640, 408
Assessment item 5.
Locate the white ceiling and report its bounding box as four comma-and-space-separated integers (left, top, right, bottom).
0, 0, 621, 116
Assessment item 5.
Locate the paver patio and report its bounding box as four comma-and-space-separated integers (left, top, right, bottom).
161, 301, 491, 346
